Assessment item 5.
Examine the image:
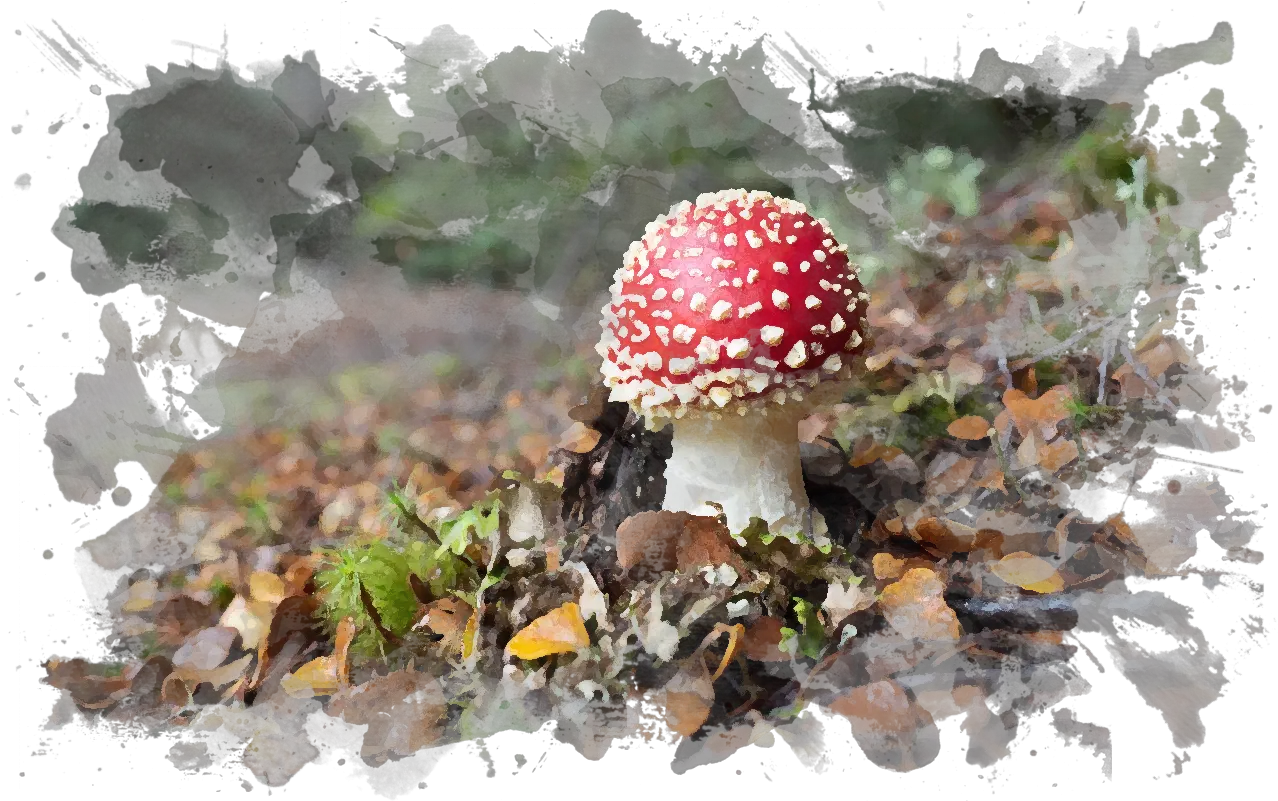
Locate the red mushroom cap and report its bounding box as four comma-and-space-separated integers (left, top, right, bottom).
596, 189, 868, 422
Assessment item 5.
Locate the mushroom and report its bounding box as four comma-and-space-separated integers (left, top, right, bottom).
594, 189, 869, 539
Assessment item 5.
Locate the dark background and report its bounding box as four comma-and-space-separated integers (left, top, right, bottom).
7, 7, 1267, 797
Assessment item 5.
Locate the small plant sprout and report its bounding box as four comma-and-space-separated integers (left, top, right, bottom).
595, 189, 869, 539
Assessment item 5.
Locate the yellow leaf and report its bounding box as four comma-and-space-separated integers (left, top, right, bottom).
506, 602, 589, 660
249, 571, 286, 605
878, 568, 961, 641
989, 552, 1065, 593
281, 655, 340, 698
462, 607, 478, 660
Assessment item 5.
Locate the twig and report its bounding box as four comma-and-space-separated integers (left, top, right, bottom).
981, 323, 1012, 390
1093, 324, 1114, 406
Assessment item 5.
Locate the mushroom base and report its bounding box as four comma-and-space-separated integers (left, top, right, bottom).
660, 407, 820, 538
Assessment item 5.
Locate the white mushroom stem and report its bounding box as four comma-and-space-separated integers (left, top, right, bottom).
660, 406, 819, 537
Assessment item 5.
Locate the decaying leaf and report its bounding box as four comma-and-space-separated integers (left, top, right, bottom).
925, 453, 978, 496
281, 654, 341, 699
415, 597, 473, 655
850, 438, 905, 468
947, 416, 992, 440
743, 616, 789, 662
873, 552, 907, 581
971, 511, 1042, 567
829, 678, 940, 771
989, 552, 1065, 593
911, 517, 979, 554
878, 568, 962, 641
616, 511, 745, 578
557, 422, 602, 454
1002, 386, 1073, 442
328, 670, 448, 764
251, 595, 316, 689
43, 658, 133, 710
661, 658, 715, 738
172, 626, 237, 673
1038, 437, 1080, 472
506, 602, 589, 660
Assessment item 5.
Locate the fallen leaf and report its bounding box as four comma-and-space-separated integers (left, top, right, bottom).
1134, 319, 1170, 355
328, 671, 448, 764
242, 735, 315, 792
557, 422, 602, 454
249, 571, 287, 605
850, 438, 905, 468
1112, 364, 1154, 400
971, 511, 1042, 567
925, 453, 977, 496
1046, 511, 1078, 558
121, 579, 159, 613
43, 659, 133, 709
947, 354, 985, 387
219, 596, 273, 650
911, 517, 978, 554
1003, 386, 1073, 441
798, 413, 832, 443
823, 580, 875, 628
172, 626, 237, 673
661, 659, 714, 737
251, 595, 316, 689
878, 568, 962, 641
416, 597, 473, 656
153, 597, 217, 646
506, 602, 589, 660
1038, 437, 1080, 472
830, 678, 940, 771
873, 553, 907, 581
281, 654, 341, 699
947, 416, 992, 440
989, 552, 1065, 593
743, 616, 789, 662
1135, 335, 1190, 378
616, 511, 744, 578
972, 459, 1006, 492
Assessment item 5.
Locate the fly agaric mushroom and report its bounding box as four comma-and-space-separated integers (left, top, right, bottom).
595, 189, 869, 538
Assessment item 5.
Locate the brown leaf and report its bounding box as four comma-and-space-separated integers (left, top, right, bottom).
557, 422, 602, 454
911, 517, 978, 554
878, 568, 962, 641
1002, 385, 1073, 442
947, 354, 985, 387
172, 626, 237, 673
43, 659, 133, 710
153, 597, 217, 646
616, 511, 744, 578
1135, 335, 1190, 379
661, 659, 714, 737
829, 679, 940, 771
925, 453, 978, 496
971, 511, 1042, 567
129, 654, 172, 705
417, 597, 473, 656
328, 671, 448, 764
1112, 364, 1154, 400
1038, 437, 1080, 472
850, 438, 905, 468
972, 459, 1006, 492
251, 595, 316, 689
947, 416, 991, 440
989, 552, 1065, 594
244, 735, 316, 792
743, 616, 789, 662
